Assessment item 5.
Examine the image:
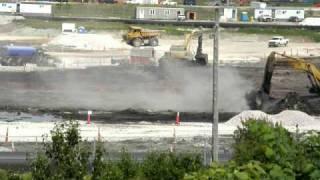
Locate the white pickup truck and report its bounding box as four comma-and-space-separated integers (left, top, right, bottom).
268, 36, 289, 47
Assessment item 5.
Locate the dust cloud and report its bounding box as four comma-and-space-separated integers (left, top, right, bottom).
0, 64, 253, 112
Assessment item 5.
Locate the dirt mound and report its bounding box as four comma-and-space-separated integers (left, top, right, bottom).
49, 33, 130, 50
224, 110, 272, 126
273, 110, 315, 126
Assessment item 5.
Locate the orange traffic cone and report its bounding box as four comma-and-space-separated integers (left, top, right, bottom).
175, 112, 180, 125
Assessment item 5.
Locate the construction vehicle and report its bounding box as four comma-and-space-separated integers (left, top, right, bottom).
0, 46, 58, 66
124, 26, 160, 47
256, 51, 320, 110
159, 28, 208, 66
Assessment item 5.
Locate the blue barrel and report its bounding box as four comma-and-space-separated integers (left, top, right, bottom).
5, 46, 37, 57
240, 12, 249, 22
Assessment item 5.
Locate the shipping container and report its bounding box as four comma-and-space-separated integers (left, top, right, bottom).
250, 1, 267, 9
221, 7, 237, 21
254, 8, 272, 19
126, 0, 158, 4
0, 3, 17, 13
274, 8, 304, 20
136, 7, 184, 20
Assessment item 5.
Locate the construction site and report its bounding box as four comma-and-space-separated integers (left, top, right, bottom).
0, 14, 320, 166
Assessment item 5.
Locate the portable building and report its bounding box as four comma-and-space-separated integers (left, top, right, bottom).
221, 7, 237, 21
250, 1, 266, 9
62, 23, 77, 34
126, 0, 158, 4
19, 3, 52, 16
274, 8, 304, 20
136, 7, 184, 20
254, 8, 272, 19
0, 3, 17, 13
300, 17, 320, 26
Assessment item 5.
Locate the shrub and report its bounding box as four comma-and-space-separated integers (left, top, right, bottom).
0, 169, 8, 180
233, 119, 296, 170
142, 152, 202, 180
31, 120, 91, 180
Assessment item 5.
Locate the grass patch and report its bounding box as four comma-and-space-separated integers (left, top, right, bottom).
14, 18, 192, 35
237, 27, 320, 42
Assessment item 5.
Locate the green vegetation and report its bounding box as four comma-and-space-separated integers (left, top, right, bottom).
237, 27, 320, 42
0, 119, 319, 179
186, 120, 320, 180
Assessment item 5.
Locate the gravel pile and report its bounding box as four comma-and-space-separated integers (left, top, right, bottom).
225, 110, 318, 127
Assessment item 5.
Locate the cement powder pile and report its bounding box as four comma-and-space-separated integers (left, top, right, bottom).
225, 110, 319, 127
49, 33, 130, 50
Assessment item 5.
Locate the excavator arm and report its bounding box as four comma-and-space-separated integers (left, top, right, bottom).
261, 51, 320, 95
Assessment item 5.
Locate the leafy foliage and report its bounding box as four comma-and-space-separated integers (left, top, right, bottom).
186, 119, 320, 180
142, 152, 202, 180
233, 119, 296, 170
31, 120, 91, 180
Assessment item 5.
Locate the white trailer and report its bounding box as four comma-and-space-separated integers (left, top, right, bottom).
250, 1, 267, 9
274, 9, 304, 21
0, 3, 17, 13
62, 23, 77, 34
19, 3, 52, 16
220, 7, 237, 21
254, 9, 272, 19
300, 17, 320, 26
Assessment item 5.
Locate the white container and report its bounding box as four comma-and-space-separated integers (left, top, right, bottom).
250, 1, 267, 9
62, 23, 77, 34
274, 9, 304, 20
300, 17, 320, 26
254, 9, 272, 19
0, 3, 17, 13
19, 3, 52, 16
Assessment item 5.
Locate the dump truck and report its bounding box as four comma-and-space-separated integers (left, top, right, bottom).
124, 26, 160, 47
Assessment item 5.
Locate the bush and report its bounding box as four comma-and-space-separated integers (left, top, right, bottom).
92, 145, 138, 180
0, 169, 8, 180
31, 120, 91, 180
117, 148, 138, 180
142, 152, 202, 180
187, 119, 320, 180
233, 119, 296, 169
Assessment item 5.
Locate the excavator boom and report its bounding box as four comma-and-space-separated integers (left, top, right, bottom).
261, 51, 320, 95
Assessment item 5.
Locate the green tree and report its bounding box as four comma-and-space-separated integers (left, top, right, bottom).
31, 120, 91, 180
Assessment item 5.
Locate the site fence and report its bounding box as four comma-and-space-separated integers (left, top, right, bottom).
0, 133, 234, 165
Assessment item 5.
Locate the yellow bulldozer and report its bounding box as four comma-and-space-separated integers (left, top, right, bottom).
123, 26, 160, 47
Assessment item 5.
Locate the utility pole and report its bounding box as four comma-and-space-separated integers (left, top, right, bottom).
212, 6, 220, 163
